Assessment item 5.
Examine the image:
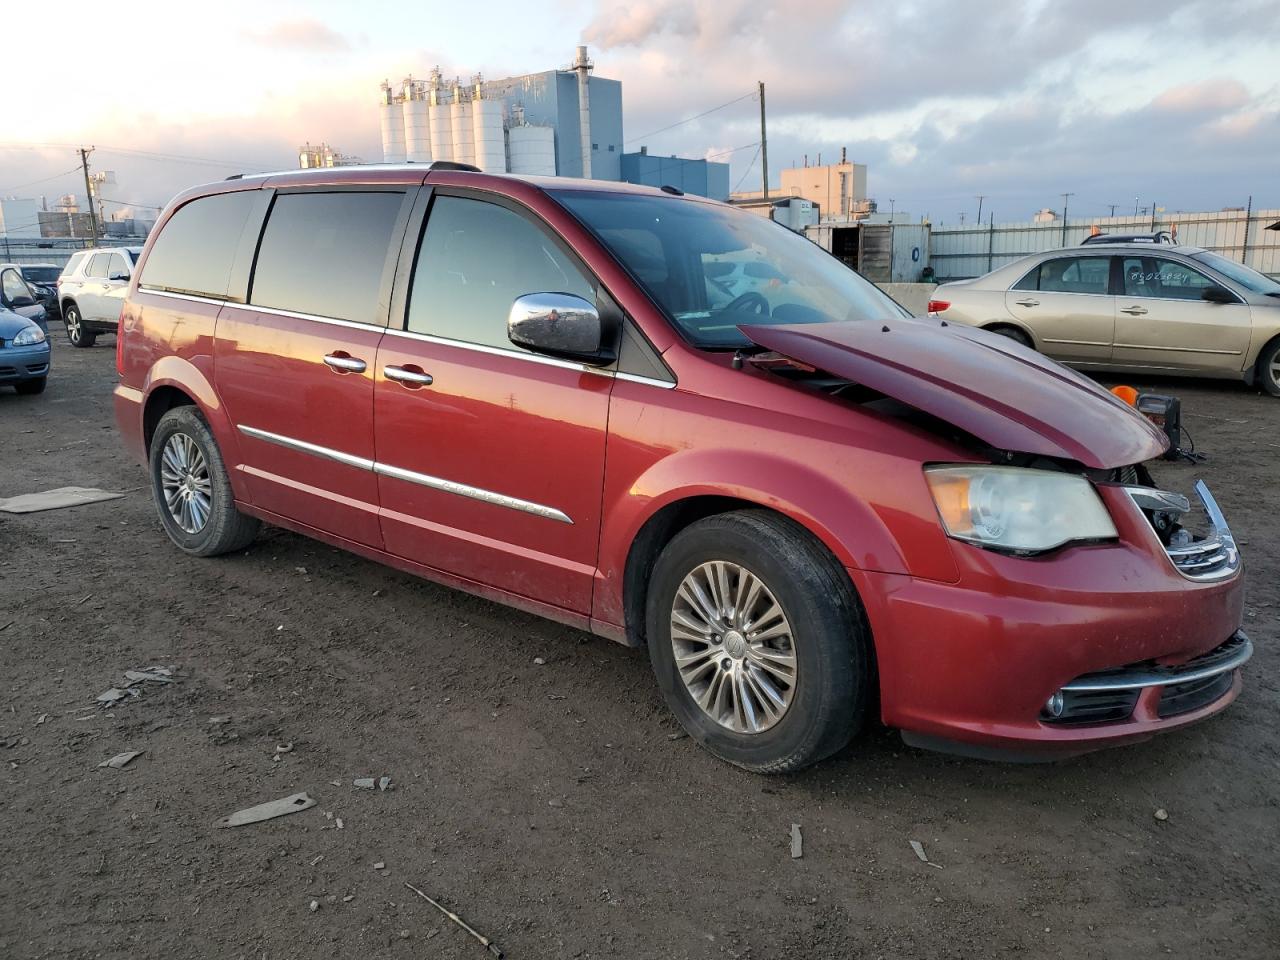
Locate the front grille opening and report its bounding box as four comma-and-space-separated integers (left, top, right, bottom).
1042, 688, 1140, 725
1158, 672, 1234, 718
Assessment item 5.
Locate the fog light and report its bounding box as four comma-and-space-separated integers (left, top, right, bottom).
1043, 691, 1065, 719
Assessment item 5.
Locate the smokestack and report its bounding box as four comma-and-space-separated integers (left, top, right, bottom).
573, 45, 593, 179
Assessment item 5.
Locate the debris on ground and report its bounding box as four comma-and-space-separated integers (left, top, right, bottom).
273, 742, 294, 761
35, 714, 47, 725
373, 861, 386, 870
95, 687, 142, 707
666, 731, 688, 741
910, 840, 944, 868
98, 750, 144, 769
404, 881, 504, 959
378, 776, 392, 791
208, 716, 231, 725
353, 777, 376, 789
124, 667, 175, 685
533, 657, 546, 665
0, 486, 125, 514
214, 792, 316, 828
309, 899, 320, 913
1154, 808, 1170, 822
791, 823, 803, 859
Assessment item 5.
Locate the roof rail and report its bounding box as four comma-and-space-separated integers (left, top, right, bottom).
225, 160, 481, 182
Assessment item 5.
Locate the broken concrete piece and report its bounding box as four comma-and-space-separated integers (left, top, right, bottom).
791, 823, 803, 859
353, 778, 376, 789
124, 668, 175, 685
0, 486, 125, 514
378, 776, 392, 791
214, 792, 316, 828
98, 750, 144, 769
96, 687, 141, 706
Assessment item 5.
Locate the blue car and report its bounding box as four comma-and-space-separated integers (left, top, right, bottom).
0, 306, 50, 395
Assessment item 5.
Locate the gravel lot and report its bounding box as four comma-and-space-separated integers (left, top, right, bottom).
2, 336, 1277, 959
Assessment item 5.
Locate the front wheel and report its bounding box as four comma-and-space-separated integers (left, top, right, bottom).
149, 406, 260, 556
646, 510, 872, 773
1257, 339, 1280, 397
63, 304, 96, 348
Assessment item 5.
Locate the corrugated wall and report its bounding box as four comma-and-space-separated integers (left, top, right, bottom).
930, 210, 1280, 280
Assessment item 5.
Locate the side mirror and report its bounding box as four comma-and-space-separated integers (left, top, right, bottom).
109, 272, 130, 283
1201, 284, 1235, 304
507, 293, 614, 365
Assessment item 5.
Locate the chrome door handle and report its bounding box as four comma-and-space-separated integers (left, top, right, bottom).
385, 365, 434, 387
1120, 306, 1148, 316
1015, 298, 1040, 307
323, 353, 367, 373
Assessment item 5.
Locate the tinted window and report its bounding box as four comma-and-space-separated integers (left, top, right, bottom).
21, 266, 59, 283
86, 253, 110, 278
407, 195, 594, 350
2, 268, 30, 302
251, 191, 403, 324
1122, 256, 1218, 301
1036, 256, 1110, 295
141, 190, 262, 298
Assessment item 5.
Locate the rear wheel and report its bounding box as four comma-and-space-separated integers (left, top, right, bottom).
986, 324, 1033, 349
15, 377, 46, 395
149, 406, 260, 556
64, 304, 96, 348
1256, 338, 1280, 397
646, 510, 871, 773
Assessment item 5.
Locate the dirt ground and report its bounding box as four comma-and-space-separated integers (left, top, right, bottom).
1, 336, 1277, 960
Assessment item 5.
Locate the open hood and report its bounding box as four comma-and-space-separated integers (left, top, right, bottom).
739, 318, 1168, 470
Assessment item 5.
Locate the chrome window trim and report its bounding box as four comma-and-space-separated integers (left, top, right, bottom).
1062, 632, 1252, 692
222, 300, 384, 331
383, 326, 594, 373
237, 424, 571, 523
614, 371, 677, 389
137, 288, 231, 307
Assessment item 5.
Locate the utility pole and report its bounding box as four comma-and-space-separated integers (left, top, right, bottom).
1242, 195, 1252, 264
78, 146, 99, 244
975, 195, 986, 224
758, 81, 768, 203
1108, 204, 1118, 218
1060, 192, 1074, 245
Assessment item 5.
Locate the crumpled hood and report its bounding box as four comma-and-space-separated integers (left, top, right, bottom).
739, 317, 1169, 469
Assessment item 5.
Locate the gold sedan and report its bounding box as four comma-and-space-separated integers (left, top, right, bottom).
929, 244, 1280, 395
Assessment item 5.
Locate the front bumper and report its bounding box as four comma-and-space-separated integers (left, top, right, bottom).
854, 482, 1248, 759
0, 343, 51, 382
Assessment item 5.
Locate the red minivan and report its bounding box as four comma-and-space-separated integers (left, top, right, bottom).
114, 163, 1250, 771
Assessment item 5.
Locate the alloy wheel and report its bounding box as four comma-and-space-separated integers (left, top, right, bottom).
1270, 355, 1280, 391
669, 560, 798, 734
159, 432, 213, 534
65, 308, 81, 343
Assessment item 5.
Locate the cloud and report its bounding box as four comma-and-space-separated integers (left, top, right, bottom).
242, 18, 350, 52
1153, 78, 1251, 114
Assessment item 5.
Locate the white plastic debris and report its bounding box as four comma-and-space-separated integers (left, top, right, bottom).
353, 778, 376, 789
910, 840, 944, 868
378, 776, 392, 792
98, 750, 144, 769
214, 792, 316, 828
791, 823, 803, 859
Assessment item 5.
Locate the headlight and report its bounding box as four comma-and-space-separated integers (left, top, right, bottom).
925, 465, 1117, 554
12, 326, 46, 347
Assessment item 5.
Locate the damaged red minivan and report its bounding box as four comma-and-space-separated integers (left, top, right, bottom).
114, 164, 1250, 771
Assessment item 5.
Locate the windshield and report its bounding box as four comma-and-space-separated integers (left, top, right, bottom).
1191, 251, 1280, 296
21, 266, 59, 283
554, 190, 907, 349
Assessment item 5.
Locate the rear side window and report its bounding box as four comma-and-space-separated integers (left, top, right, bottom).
1024, 256, 1111, 295
141, 191, 263, 299
407, 195, 594, 350
86, 253, 110, 279
250, 191, 404, 325
61, 252, 87, 278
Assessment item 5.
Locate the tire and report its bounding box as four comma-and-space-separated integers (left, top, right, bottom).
1256, 338, 1280, 397
15, 377, 47, 396
63, 303, 96, 348
149, 406, 260, 557
987, 324, 1033, 349
645, 510, 871, 773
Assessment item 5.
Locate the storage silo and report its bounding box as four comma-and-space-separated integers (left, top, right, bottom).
379, 81, 406, 163
471, 82, 506, 173
508, 124, 557, 176
428, 71, 453, 162
450, 82, 476, 166
402, 78, 432, 163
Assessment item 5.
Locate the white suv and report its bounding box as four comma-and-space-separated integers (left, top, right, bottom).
57, 246, 143, 347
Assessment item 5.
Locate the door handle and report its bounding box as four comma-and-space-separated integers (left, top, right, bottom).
1015, 298, 1040, 307
1120, 306, 1148, 316
385, 365, 434, 387
323, 352, 367, 373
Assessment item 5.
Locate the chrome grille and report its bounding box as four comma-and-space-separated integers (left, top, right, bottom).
1123, 480, 1241, 583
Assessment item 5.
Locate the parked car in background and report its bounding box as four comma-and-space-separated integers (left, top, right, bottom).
12, 262, 61, 319
0, 305, 50, 394
0, 263, 49, 333
929, 244, 1280, 395
56, 246, 143, 347
115, 166, 1248, 772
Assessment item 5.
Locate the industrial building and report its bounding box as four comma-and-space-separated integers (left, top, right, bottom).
377, 46, 728, 198
298, 142, 363, 169
731, 153, 872, 220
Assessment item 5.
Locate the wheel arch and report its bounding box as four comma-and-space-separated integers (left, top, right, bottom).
980, 319, 1037, 348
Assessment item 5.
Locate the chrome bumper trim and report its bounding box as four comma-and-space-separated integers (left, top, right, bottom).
1062, 632, 1252, 693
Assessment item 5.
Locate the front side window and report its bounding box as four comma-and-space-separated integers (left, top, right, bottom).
141, 190, 262, 299
554, 190, 905, 349
86, 253, 109, 279
407, 195, 594, 350
2, 268, 31, 303
107, 253, 130, 281
1036, 256, 1110, 295
1122, 257, 1218, 301
251, 191, 404, 324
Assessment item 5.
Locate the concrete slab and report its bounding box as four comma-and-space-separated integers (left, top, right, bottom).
0, 486, 125, 514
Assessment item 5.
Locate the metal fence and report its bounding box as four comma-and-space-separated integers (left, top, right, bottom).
929, 209, 1280, 281
0, 236, 147, 269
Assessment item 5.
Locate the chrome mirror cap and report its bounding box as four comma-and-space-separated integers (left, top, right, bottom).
507, 292, 609, 364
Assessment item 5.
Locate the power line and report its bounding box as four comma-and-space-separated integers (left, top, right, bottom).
625, 90, 758, 146
0, 165, 84, 195
732, 144, 763, 193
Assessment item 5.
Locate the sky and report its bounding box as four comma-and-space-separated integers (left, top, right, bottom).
3, 0, 1278, 225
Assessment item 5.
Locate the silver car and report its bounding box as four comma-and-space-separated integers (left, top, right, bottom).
930, 244, 1280, 395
